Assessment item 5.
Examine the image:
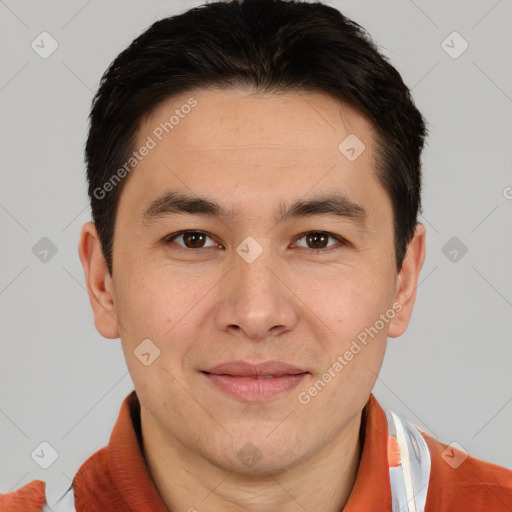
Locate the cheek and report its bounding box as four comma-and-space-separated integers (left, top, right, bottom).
298, 268, 391, 389
300, 268, 391, 339
113, 265, 214, 382
114, 264, 187, 333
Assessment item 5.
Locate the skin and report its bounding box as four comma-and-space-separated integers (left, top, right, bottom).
79, 88, 426, 512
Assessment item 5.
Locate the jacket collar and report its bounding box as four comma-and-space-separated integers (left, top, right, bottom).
74, 390, 391, 511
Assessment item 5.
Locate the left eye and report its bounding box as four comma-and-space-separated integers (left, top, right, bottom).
294, 231, 345, 251
164, 230, 346, 251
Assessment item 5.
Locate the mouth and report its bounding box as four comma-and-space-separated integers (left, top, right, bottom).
202, 373, 298, 379
200, 360, 310, 401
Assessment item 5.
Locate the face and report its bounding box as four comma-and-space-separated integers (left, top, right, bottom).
79, 88, 425, 476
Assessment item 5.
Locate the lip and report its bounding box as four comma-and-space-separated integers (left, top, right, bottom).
201, 360, 309, 401
204, 360, 308, 377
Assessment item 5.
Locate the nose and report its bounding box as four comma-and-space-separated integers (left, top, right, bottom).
213, 244, 299, 341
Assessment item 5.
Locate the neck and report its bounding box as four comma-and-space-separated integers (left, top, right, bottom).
139, 407, 364, 512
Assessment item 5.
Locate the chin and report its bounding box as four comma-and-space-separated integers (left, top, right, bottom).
223, 455, 302, 478
211, 438, 309, 477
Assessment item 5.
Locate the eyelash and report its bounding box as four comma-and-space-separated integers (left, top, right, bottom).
163, 230, 350, 254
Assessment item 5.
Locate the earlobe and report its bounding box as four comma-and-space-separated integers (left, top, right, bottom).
388, 223, 427, 338
78, 222, 120, 339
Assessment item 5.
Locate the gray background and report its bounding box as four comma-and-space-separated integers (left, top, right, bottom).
1, 0, 511, 500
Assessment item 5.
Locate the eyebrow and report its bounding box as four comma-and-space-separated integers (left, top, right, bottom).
140, 190, 366, 226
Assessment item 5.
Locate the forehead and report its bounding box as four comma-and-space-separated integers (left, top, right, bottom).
138, 87, 374, 158
124, 87, 384, 222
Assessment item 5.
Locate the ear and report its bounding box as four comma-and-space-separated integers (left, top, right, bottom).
78, 222, 120, 339
388, 223, 426, 338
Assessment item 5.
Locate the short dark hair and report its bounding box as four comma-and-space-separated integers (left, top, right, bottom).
85, 0, 428, 275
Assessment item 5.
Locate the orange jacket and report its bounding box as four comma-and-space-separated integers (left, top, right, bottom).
1, 391, 511, 511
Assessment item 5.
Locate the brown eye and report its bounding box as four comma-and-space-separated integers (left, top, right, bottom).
166, 231, 218, 249
306, 232, 329, 249
295, 231, 346, 251
184, 232, 206, 248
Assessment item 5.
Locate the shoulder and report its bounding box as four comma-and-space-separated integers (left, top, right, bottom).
0, 479, 47, 512
422, 431, 512, 511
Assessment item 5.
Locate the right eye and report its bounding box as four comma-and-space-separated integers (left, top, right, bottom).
164, 230, 220, 250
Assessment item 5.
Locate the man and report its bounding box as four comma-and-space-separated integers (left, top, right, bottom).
2, 0, 511, 510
